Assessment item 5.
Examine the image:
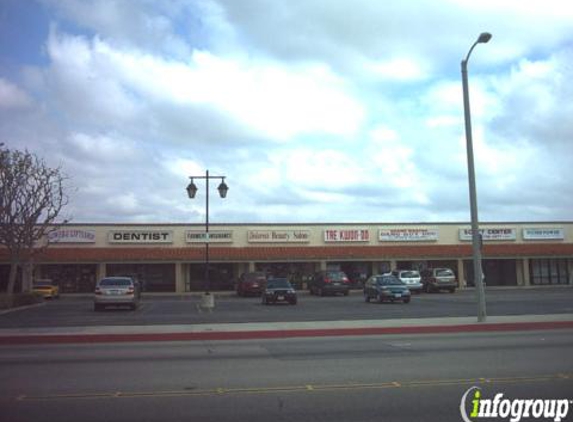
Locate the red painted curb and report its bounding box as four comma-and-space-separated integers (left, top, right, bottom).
1, 321, 572, 345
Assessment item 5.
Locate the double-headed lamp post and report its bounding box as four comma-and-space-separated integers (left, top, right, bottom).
461, 32, 491, 322
186, 170, 228, 304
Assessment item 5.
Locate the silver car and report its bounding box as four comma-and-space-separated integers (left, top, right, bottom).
94, 276, 141, 311
392, 270, 423, 293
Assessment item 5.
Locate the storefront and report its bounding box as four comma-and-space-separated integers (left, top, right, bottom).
188, 263, 234, 292
530, 259, 570, 285
464, 259, 518, 287
1, 223, 572, 293
107, 263, 176, 292
38, 264, 97, 293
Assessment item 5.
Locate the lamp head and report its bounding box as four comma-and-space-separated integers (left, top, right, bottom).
477, 32, 492, 43
217, 179, 229, 198
186, 179, 198, 199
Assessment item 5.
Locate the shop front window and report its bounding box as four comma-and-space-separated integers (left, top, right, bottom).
530, 259, 569, 285
39, 264, 97, 293
107, 264, 175, 292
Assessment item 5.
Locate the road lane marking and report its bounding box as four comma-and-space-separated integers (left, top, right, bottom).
11, 372, 573, 402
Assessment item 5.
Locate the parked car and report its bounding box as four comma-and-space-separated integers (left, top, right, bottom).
308, 270, 350, 296
392, 270, 423, 293
94, 276, 141, 311
363, 274, 411, 304
237, 272, 267, 296
32, 279, 60, 299
262, 278, 297, 305
421, 268, 457, 293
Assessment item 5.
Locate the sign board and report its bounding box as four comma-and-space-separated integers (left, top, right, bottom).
324, 229, 370, 243
247, 230, 311, 243
108, 230, 173, 244
186, 230, 233, 243
48, 229, 96, 243
459, 228, 516, 241
523, 228, 564, 240
379, 228, 438, 242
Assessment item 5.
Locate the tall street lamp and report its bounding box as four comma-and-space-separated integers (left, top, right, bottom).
461, 32, 491, 322
186, 170, 228, 308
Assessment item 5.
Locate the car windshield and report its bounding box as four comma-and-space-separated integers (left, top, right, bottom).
267, 279, 291, 289
436, 269, 454, 276
376, 276, 403, 286
326, 272, 347, 281
99, 278, 132, 287
400, 271, 419, 278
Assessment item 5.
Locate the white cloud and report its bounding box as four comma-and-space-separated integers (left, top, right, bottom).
2, 0, 573, 224
0, 78, 33, 109
366, 57, 430, 82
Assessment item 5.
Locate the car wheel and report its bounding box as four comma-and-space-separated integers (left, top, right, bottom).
343, 290, 349, 296
403, 297, 411, 304
130, 303, 137, 310
449, 288, 456, 293
290, 299, 297, 305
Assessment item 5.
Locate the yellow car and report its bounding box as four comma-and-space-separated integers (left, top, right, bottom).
33, 280, 60, 299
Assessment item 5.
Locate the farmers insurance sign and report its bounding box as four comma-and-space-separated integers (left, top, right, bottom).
108, 230, 173, 244
379, 228, 438, 242
459, 228, 517, 241
186, 230, 233, 243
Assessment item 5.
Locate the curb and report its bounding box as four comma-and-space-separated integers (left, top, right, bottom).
2, 320, 572, 345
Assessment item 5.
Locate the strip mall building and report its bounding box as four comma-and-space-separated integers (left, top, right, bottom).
1, 222, 572, 293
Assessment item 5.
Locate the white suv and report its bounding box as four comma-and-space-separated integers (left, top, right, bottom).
392, 270, 423, 293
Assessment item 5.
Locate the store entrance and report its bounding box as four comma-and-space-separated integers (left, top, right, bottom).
464, 259, 517, 286
188, 263, 234, 291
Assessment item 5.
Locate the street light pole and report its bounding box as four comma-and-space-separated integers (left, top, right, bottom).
461, 32, 491, 322
186, 170, 228, 306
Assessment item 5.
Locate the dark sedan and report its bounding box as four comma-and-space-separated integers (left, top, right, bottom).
363, 274, 411, 304
262, 278, 297, 305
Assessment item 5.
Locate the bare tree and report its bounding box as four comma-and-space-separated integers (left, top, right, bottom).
0, 144, 69, 300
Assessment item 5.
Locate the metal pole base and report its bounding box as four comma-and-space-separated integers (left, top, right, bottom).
199, 292, 215, 312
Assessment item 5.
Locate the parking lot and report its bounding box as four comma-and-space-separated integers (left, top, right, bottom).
1, 287, 572, 329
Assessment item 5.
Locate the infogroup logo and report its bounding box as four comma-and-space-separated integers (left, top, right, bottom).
460, 387, 571, 422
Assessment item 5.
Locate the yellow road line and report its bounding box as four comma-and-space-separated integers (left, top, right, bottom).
13, 373, 573, 402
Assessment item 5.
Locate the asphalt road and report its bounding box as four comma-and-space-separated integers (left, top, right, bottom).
1, 287, 572, 328
1, 330, 572, 422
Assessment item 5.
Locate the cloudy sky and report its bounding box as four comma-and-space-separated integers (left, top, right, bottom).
1, 0, 572, 225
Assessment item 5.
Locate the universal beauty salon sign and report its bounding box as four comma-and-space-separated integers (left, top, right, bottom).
247, 230, 311, 243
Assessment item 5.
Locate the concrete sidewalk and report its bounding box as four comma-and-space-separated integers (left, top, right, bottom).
1, 314, 572, 345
